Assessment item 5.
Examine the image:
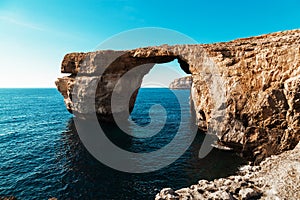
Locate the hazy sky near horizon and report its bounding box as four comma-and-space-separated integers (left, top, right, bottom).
0, 0, 299, 88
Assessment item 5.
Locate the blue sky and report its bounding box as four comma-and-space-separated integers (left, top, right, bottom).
0, 0, 299, 87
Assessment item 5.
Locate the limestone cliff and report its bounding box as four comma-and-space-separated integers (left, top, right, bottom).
56, 29, 300, 162
169, 76, 192, 89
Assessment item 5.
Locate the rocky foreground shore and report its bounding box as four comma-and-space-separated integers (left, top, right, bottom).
156, 141, 300, 200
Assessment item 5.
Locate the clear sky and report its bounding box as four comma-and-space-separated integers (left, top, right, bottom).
0, 0, 299, 88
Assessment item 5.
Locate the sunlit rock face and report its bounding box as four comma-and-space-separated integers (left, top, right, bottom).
169, 76, 192, 89
56, 29, 300, 162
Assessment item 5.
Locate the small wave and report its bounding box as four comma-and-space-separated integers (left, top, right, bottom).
0, 131, 15, 137
0, 116, 27, 125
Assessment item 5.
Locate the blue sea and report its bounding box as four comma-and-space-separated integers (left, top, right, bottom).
0, 88, 245, 199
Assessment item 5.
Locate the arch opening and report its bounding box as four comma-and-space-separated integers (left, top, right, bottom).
140, 58, 190, 88
128, 58, 193, 141
96, 57, 195, 155
95, 53, 192, 123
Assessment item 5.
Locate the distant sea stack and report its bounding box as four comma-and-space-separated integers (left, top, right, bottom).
56, 29, 300, 163
169, 76, 192, 89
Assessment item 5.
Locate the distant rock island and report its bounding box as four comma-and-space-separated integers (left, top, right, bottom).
169, 76, 192, 89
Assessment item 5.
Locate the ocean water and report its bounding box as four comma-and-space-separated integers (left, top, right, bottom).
0, 88, 246, 199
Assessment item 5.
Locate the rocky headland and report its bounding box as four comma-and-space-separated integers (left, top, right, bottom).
169, 76, 192, 89
56, 29, 300, 162
56, 29, 300, 199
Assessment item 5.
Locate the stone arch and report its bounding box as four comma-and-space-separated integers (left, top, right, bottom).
56, 46, 194, 122
97, 49, 192, 121
56, 30, 300, 162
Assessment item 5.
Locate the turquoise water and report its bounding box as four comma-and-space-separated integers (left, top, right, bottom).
0, 88, 245, 199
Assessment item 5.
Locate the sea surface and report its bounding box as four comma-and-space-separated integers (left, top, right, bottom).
0, 88, 246, 199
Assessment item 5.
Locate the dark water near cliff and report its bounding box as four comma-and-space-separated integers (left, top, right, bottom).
0, 88, 246, 199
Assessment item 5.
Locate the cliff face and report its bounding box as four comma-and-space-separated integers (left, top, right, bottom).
56, 29, 300, 162
169, 76, 192, 89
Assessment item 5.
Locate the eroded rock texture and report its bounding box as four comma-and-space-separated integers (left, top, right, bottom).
56, 29, 300, 162
156, 141, 300, 200
169, 76, 192, 89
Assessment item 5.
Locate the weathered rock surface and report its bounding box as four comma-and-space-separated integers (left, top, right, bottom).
56, 29, 300, 162
155, 141, 300, 200
169, 76, 192, 89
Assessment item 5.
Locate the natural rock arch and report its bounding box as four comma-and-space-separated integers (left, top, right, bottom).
57, 48, 192, 119
56, 29, 300, 162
